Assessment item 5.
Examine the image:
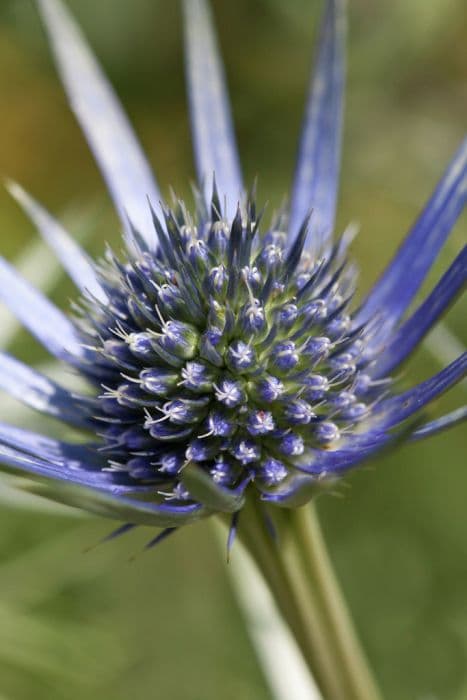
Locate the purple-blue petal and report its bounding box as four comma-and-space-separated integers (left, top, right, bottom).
7, 182, 107, 303
0, 420, 215, 527
0, 440, 133, 493
0, 422, 103, 470
373, 245, 467, 377
2, 447, 208, 527
0, 256, 88, 362
183, 0, 243, 216
374, 353, 467, 429
37, 0, 162, 248
0, 352, 95, 429
410, 406, 467, 441
291, 430, 393, 476
0, 426, 211, 527
289, 0, 346, 248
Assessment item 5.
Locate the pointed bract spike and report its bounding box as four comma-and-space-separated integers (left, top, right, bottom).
0, 255, 88, 362
101, 522, 136, 544
226, 207, 243, 297
336, 222, 359, 259
211, 175, 222, 222
295, 258, 327, 301
37, 0, 161, 248
183, 0, 243, 216
123, 213, 150, 256
373, 246, 467, 377
284, 212, 311, 281
227, 510, 240, 559
260, 506, 279, 542
0, 352, 94, 429
247, 178, 258, 223
228, 206, 243, 261
316, 257, 348, 298
411, 406, 467, 441
148, 201, 177, 267
145, 526, 177, 550
7, 181, 107, 303
289, 0, 346, 249
253, 204, 267, 232
357, 138, 467, 330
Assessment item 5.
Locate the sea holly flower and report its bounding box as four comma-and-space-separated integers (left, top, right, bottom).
1, 2, 466, 697
0, 0, 465, 544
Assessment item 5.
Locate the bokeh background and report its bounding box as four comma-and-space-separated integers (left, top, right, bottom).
0, 0, 466, 698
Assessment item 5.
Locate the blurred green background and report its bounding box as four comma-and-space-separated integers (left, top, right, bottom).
0, 0, 466, 698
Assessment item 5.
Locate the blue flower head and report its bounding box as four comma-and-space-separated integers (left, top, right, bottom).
0, 0, 465, 541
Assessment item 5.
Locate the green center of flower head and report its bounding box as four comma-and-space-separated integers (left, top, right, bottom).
77, 191, 376, 502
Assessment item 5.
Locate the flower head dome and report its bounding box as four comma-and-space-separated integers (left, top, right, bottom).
0, 0, 465, 544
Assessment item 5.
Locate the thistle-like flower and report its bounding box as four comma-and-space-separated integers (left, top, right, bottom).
0, 0, 465, 543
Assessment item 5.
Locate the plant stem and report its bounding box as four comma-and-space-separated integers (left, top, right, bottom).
289, 503, 383, 699
214, 520, 322, 700
238, 499, 384, 700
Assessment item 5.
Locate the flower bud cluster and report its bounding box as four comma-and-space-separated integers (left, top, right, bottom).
76, 194, 380, 502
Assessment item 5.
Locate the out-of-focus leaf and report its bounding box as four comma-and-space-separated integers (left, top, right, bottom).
0, 603, 124, 683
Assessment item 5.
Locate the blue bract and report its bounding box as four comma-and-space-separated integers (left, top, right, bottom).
0, 0, 465, 538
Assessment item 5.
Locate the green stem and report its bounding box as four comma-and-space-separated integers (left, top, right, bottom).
238, 499, 384, 700
289, 503, 384, 699
238, 501, 341, 697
